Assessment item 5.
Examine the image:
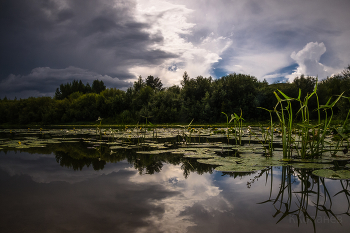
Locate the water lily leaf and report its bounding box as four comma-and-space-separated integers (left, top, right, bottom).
183, 153, 217, 159
291, 163, 334, 169
197, 159, 228, 166
106, 142, 122, 145
184, 143, 217, 148
312, 169, 350, 180
136, 151, 163, 154
109, 145, 128, 149
215, 164, 267, 172
15, 144, 31, 149
209, 148, 233, 152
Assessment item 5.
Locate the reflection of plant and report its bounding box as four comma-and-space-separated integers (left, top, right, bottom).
258, 166, 350, 233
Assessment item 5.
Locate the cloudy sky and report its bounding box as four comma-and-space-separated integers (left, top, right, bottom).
1, 0, 350, 99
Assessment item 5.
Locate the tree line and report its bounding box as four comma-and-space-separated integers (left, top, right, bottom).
1, 67, 349, 125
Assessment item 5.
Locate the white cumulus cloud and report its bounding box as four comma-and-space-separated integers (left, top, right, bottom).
285, 42, 337, 82
130, 0, 233, 86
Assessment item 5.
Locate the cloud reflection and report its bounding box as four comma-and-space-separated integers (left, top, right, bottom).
129, 164, 233, 232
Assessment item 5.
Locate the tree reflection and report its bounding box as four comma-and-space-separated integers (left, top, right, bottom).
9, 140, 216, 176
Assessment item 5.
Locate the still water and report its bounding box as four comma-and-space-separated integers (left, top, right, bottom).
0, 131, 350, 233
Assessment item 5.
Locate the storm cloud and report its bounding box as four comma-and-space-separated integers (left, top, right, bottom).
0, 0, 177, 98
1, 0, 350, 98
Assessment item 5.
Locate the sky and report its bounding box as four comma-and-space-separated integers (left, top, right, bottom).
1, 0, 350, 99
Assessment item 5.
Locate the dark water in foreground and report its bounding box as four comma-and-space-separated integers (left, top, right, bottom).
1, 146, 350, 233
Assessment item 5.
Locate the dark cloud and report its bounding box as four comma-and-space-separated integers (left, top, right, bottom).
2, 0, 350, 98
0, 0, 178, 98
245, 0, 264, 14
0, 66, 133, 99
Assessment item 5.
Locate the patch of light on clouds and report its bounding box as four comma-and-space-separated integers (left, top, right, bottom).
130, 0, 233, 86
226, 52, 291, 79
167, 0, 350, 83
286, 42, 337, 82
262, 73, 289, 83
129, 163, 232, 232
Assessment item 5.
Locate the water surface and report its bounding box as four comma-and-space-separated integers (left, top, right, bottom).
0, 130, 349, 233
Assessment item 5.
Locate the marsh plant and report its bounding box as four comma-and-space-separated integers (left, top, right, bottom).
148, 121, 158, 140
96, 116, 103, 139
232, 109, 245, 145
222, 110, 245, 145
258, 108, 275, 156
222, 112, 234, 144
272, 82, 346, 159
330, 96, 350, 154
179, 118, 194, 144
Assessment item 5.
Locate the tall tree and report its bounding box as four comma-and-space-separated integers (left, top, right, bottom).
134, 75, 145, 93
145, 75, 163, 91
181, 71, 190, 87
92, 80, 106, 94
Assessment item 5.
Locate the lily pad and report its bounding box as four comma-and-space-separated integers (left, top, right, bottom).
197, 157, 241, 166
312, 169, 350, 180
215, 164, 267, 172
183, 152, 217, 159
291, 163, 334, 169
109, 145, 129, 149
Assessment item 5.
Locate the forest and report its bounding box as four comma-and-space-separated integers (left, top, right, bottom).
0, 66, 349, 125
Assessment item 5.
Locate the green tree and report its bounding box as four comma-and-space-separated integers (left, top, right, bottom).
134, 75, 145, 93
146, 75, 163, 91
92, 80, 106, 94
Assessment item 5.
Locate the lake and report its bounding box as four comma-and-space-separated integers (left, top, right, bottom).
0, 128, 349, 233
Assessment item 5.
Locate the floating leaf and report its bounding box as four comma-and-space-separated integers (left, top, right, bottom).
183, 152, 217, 159
215, 164, 267, 172
291, 163, 334, 169
312, 169, 350, 180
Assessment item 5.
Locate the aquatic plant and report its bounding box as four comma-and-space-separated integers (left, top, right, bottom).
222, 112, 234, 144
96, 116, 103, 139
231, 109, 244, 145
273, 82, 344, 158
180, 118, 194, 144
257, 107, 275, 156
148, 121, 158, 140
